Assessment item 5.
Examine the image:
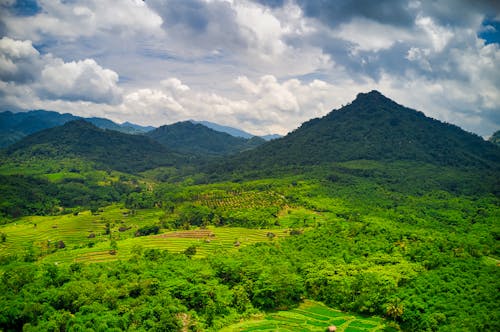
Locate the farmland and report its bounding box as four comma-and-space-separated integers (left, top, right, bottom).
222, 300, 395, 332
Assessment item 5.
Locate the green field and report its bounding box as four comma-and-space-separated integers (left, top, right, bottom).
0, 204, 289, 264
222, 300, 395, 332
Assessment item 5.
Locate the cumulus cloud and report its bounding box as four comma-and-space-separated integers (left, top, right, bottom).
0, 37, 42, 83
0, 37, 122, 105
39, 58, 122, 104
3, 0, 163, 42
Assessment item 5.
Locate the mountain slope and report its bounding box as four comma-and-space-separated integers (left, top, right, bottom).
4, 120, 182, 173
489, 130, 500, 146
226, 91, 500, 170
0, 110, 154, 147
191, 120, 282, 141
147, 121, 265, 156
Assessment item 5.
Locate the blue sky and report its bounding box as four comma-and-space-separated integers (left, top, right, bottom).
0, 0, 499, 136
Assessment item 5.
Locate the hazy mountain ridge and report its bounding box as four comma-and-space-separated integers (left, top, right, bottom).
0, 110, 154, 147
190, 120, 282, 141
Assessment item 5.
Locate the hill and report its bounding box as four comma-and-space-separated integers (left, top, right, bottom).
190, 120, 282, 141
0, 110, 154, 147
190, 120, 255, 139
147, 121, 265, 156
489, 130, 500, 146
3, 120, 183, 173
226, 91, 500, 170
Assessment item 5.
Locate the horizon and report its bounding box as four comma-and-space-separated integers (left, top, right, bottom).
0, 1, 499, 136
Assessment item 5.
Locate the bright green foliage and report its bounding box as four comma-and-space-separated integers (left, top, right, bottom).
222, 300, 391, 331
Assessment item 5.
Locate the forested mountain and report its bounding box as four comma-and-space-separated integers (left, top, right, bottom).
226, 91, 500, 170
3, 120, 183, 173
489, 130, 500, 146
0, 110, 154, 147
147, 121, 266, 156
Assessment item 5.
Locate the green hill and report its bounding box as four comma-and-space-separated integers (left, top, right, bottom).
226, 91, 500, 170
3, 120, 183, 173
0, 110, 154, 147
147, 121, 265, 156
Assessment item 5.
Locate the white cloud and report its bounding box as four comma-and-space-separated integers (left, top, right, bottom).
0, 37, 122, 105
39, 58, 122, 104
334, 18, 413, 53
4, 0, 163, 42
0, 37, 42, 83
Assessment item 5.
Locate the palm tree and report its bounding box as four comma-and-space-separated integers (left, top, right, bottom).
386, 298, 404, 321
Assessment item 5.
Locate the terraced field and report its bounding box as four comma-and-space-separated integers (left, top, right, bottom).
222, 300, 395, 332
41, 226, 288, 264
0, 204, 289, 264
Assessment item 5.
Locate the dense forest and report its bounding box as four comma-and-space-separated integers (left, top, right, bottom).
0, 92, 499, 331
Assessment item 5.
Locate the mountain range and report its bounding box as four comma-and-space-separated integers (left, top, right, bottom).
2, 91, 499, 174
0, 110, 281, 148
4, 120, 184, 173
0, 110, 153, 148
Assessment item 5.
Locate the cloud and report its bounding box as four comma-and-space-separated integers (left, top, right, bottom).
39, 58, 122, 104
2, 0, 163, 42
0, 37, 42, 83
0, 37, 122, 104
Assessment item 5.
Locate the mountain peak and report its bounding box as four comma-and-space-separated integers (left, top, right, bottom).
352, 90, 397, 108
228, 91, 500, 170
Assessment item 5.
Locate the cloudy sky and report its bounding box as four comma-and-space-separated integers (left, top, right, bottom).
0, 0, 499, 136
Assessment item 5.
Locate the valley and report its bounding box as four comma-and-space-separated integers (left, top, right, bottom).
0, 92, 498, 331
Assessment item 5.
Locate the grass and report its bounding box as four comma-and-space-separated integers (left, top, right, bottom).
221, 300, 395, 332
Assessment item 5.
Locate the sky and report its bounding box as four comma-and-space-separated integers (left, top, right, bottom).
0, 0, 499, 136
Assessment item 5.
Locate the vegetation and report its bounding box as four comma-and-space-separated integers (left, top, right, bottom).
490, 130, 500, 146
224, 91, 500, 171
147, 121, 265, 156
3, 120, 185, 173
0, 110, 153, 147
0, 91, 498, 331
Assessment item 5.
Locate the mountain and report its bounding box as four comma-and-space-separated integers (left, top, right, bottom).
0, 110, 154, 147
191, 120, 282, 141
190, 120, 254, 139
260, 134, 282, 141
489, 130, 500, 146
147, 121, 265, 156
4, 120, 183, 173
226, 90, 500, 170
122, 121, 155, 133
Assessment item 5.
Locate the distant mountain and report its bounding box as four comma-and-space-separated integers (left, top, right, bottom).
190, 120, 282, 141
225, 91, 500, 170
260, 134, 282, 141
489, 130, 500, 146
122, 121, 155, 133
147, 121, 265, 156
4, 120, 183, 173
191, 120, 254, 139
0, 110, 154, 147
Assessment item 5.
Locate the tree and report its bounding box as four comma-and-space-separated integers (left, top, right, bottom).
386, 298, 404, 321
183, 245, 197, 258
